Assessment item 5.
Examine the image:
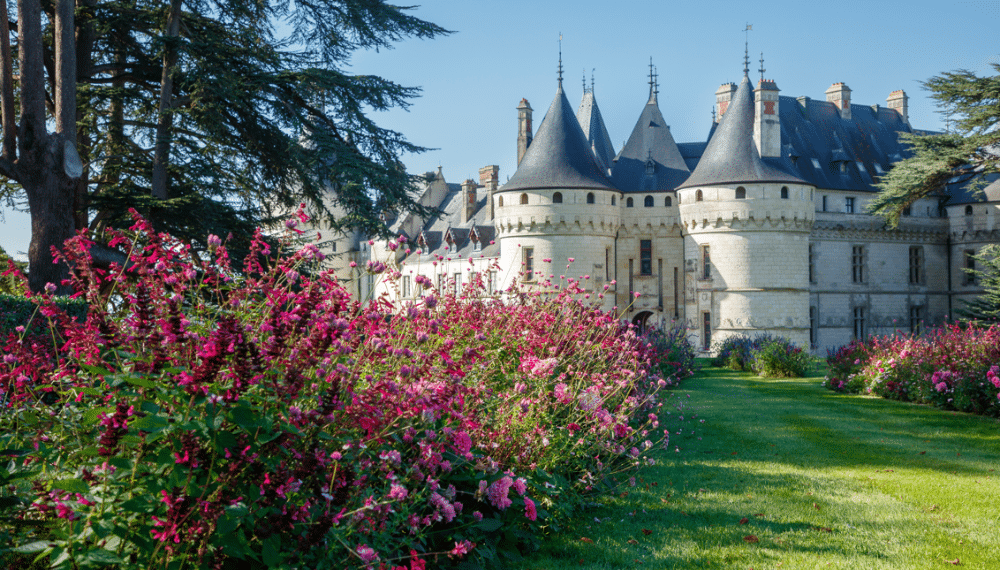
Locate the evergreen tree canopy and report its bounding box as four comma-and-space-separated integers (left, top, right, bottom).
868, 64, 1000, 226
0, 0, 448, 291
957, 244, 1000, 324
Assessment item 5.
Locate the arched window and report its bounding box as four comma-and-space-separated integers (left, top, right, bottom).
626, 197, 634, 208
552, 192, 563, 204
587, 192, 595, 204
735, 187, 746, 199
781, 186, 789, 199
611, 196, 616, 205
498, 196, 503, 207
644, 195, 654, 207
665, 196, 672, 207
696, 190, 704, 202
520, 193, 528, 205
965, 205, 974, 216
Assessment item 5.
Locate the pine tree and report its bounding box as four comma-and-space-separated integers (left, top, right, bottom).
0, 0, 448, 292
868, 64, 1000, 226
957, 244, 1000, 324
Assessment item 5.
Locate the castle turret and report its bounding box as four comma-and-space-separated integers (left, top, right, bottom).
497, 72, 620, 307
576, 83, 616, 173
678, 72, 815, 351
517, 98, 533, 166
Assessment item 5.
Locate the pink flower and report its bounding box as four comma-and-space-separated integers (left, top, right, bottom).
487, 476, 513, 510
512, 477, 527, 496
450, 540, 474, 558
935, 382, 947, 393
524, 497, 537, 521
356, 544, 378, 564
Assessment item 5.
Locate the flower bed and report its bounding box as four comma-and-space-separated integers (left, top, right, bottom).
0, 211, 692, 569
824, 325, 1000, 417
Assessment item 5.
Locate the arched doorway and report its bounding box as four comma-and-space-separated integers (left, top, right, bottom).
632, 311, 654, 334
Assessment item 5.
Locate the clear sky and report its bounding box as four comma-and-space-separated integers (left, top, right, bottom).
2, 0, 998, 260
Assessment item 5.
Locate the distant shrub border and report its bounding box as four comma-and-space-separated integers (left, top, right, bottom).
0, 210, 693, 569
710, 334, 812, 378
825, 325, 1000, 417
0, 293, 87, 339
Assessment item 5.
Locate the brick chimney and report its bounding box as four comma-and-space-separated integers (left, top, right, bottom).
825, 82, 852, 120
715, 83, 737, 123
460, 179, 477, 225
887, 90, 909, 125
479, 165, 499, 221
517, 98, 533, 165
754, 79, 781, 158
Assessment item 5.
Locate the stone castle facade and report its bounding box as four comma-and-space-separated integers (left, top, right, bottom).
357, 64, 999, 355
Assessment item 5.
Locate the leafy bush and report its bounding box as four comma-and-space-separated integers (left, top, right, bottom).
0, 211, 672, 569
710, 335, 762, 371
642, 324, 698, 387
824, 325, 1000, 417
750, 338, 812, 378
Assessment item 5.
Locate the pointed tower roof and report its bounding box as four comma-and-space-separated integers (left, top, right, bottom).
611, 75, 690, 192
679, 75, 806, 189
503, 83, 616, 191
577, 88, 616, 172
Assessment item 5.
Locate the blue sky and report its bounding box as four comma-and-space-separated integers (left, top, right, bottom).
2, 0, 998, 259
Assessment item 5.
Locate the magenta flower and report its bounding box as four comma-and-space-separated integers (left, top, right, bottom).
524, 497, 537, 521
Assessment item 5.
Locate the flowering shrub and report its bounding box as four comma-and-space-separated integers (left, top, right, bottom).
824, 325, 1000, 417
710, 334, 811, 378
642, 324, 698, 387
0, 211, 673, 569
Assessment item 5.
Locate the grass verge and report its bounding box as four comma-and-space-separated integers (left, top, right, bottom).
520, 361, 1000, 569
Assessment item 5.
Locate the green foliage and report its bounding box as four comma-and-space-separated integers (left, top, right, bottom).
750, 338, 813, 378
0, 294, 87, 339
957, 244, 1000, 323
869, 64, 1000, 226
0, 246, 25, 296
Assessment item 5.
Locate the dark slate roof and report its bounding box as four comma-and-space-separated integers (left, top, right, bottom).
611, 92, 690, 192
679, 75, 806, 189
502, 83, 616, 191
769, 96, 916, 192
401, 183, 500, 262
576, 90, 617, 172
944, 171, 1000, 205
677, 142, 707, 172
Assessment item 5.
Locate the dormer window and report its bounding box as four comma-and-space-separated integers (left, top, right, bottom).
470, 229, 482, 251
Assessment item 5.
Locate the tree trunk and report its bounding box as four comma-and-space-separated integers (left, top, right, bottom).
24, 142, 79, 293
151, 0, 182, 200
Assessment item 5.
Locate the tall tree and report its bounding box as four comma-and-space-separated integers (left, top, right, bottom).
0, 0, 448, 293
957, 244, 1000, 324
868, 64, 1000, 226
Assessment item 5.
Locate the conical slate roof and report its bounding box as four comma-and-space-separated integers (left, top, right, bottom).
611, 90, 690, 192
577, 89, 616, 173
503, 83, 616, 191
679, 75, 806, 189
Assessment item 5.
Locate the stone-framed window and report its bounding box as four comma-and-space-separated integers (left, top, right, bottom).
822, 195, 828, 211
587, 192, 595, 204
644, 195, 654, 207
522, 247, 534, 282
853, 306, 866, 340
909, 246, 924, 285
809, 305, 818, 349
696, 190, 704, 202
453, 273, 461, 295
964, 250, 977, 285
780, 186, 789, 199
909, 305, 922, 335
611, 196, 616, 205
736, 186, 746, 199
665, 196, 672, 207
553, 192, 563, 203
640, 240, 652, 275
702, 312, 712, 351
845, 196, 856, 213
701, 245, 711, 280
851, 245, 865, 283
498, 196, 503, 207
520, 193, 528, 205
626, 197, 634, 208
965, 205, 974, 216
808, 244, 817, 284
402, 275, 411, 298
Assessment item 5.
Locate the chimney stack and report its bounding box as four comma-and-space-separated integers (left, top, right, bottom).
887, 90, 909, 125
714, 83, 737, 123
517, 98, 533, 165
460, 179, 478, 225
754, 79, 781, 158
825, 82, 852, 120
479, 165, 499, 221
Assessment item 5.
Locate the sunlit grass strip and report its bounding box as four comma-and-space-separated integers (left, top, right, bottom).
520, 362, 1000, 569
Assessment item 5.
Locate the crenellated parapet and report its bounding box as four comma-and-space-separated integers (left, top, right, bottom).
678, 182, 815, 234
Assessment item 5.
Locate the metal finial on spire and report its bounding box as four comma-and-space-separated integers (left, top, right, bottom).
591, 68, 595, 93
758, 52, 766, 82
557, 32, 563, 87
743, 23, 752, 77
648, 57, 655, 99
654, 66, 659, 99
712, 106, 717, 122
583, 69, 587, 93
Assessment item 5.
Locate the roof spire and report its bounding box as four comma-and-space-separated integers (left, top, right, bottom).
758, 52, 766, 82
591, 68, 595, 93
743, 23, 752, 77
654, 66, 659, 99
648, 57, 656, 102
557, 32, 563, 87
582, 68, 587, 93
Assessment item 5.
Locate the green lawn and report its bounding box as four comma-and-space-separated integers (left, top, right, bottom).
520, 363, 1000, 569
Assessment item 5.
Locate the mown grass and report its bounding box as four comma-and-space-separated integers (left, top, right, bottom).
519, 361, 1000, 569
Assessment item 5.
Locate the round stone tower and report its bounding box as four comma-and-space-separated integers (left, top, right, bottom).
495, 75, 621, 309
676, 73, 815, 351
